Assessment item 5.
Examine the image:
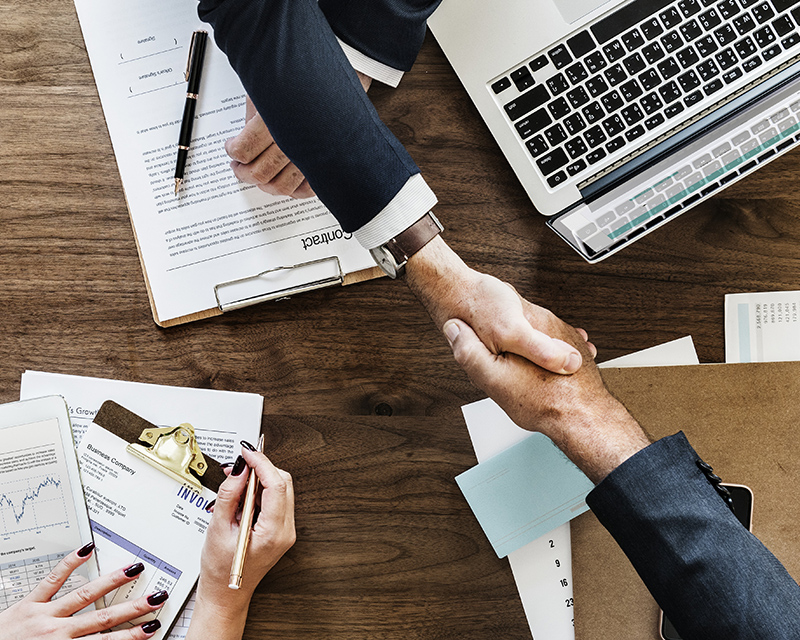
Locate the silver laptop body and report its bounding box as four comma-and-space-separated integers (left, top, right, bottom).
429, 0, 800, 261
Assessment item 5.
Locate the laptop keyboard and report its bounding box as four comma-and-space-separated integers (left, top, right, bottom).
492, 0, 800, 190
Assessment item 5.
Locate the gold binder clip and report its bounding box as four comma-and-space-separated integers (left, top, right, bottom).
127, 423, 207, 493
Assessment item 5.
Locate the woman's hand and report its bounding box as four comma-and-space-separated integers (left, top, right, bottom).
0, 542, 169, 640
188, 447, 295, 639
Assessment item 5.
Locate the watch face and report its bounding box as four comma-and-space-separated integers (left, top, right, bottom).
369, 246, 400, 278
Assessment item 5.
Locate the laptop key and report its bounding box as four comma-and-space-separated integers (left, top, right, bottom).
697, 60, 720, 80
597, 211, 616, 226
623, 52, 647, 74
576, 222, 598, 240
742, 55, 763, 71
752, 2, 775, 23
530, 55, 549, 72
696, 34, 719, 56
622, 103, 645, 125
715, 24, 738, 46
586, 75, 610, 97
583, 101, 605, 123
603, 114, 626, 136
645, 113, 666, 129
625, 124, 647, 141
601, 90, 625, 113
683, 89, 704, 107
661, 31, 684, 53
677, 45, 701, 68
566, 159, 588, 176
639, 68, 662, 90
590, 0, 674, 45
515, 108, 552, 138
585, 51, 607, 74
548, 97, 572, 119
526, 135, 549, 158
504, 85, 549, 120
659, 80, 683, 103
733, 14, 756, 34
586, 148, 608, 164
722, 66, 744, 82
679, 0, 702, 17
564, 113, 587, 135
547, 73, 570, 95
665, 101, 687, 118
620, 79, 644, 101
548, 44, 573, 69
698, 7, 723, 29
511, 67, 535, 91
716, 47, 739, 69
536, 147, 569, 175
547, 170, 568, 187
681, 19, 704, 41
565, 137, 589, 158
566, 62, 589, 85
491, 77, 512, 94
605, 63, 627, 85
622, 28, 646, 51
660, 7, 683, 29
642, 18, 664, 40
545, 124, 568, 146
606, 136, 626, 153
772, 16, 793, 38
703, 78, 725, 94
678, 70, 701, 91
585, 125, 608, 147
567, 86, 591, 108
717, 0, 741, 19
658, 57, 681, 79
603, 40, 626, 62
641, 92, 664, 114
735, 36, 758, 58
763, 43, 782, 59
642, 41, 667, 62
567, 31, 597, 58
782, 33, 800, 48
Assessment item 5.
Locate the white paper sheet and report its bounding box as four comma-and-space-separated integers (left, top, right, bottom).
724, 291, 800, 363
461, 336, 699, 639
72, 0, 376, 323
19, 371, 263, 639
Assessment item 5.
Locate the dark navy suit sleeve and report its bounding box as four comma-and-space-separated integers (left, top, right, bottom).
587, 432, 800, 640
319, 0, 443, 72
197, 0, 421, 233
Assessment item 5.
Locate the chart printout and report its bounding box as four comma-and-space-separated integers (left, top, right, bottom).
0, 419, 91, 610
72, 0, 375, 323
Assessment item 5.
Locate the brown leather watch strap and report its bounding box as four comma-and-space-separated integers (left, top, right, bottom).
384, 212, 443, 264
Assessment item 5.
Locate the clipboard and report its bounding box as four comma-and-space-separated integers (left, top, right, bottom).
79, 400, 230, 639
127, 202, 383, 328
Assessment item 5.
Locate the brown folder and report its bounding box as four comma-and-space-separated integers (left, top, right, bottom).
573, 362, 800, 640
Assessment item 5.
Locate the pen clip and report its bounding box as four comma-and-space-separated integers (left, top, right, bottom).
185, 31, 200, 82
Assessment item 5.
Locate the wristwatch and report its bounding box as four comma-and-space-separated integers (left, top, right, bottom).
369, 211, 444, 279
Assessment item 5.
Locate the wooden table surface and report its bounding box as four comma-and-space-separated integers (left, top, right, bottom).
3, 1, 800, 638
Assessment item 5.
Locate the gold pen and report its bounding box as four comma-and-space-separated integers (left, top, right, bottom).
229, 433, 264, 589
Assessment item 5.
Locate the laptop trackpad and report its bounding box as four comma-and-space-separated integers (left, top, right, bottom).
553, 0, 614, 24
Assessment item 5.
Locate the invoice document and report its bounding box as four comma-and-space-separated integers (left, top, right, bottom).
725, 290, 800, 363
19, 370, 262, 639
78, 423, 215, 640
73, 0, 377, 325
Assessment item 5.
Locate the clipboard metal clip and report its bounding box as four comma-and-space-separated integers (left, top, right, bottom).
127, 423, 207, 493
213, 256, 344, 313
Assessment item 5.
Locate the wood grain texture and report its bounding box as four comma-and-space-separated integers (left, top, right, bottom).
4, 1, 800, 638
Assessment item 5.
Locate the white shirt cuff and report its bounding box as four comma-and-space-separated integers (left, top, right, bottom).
353, 174, 438, 250
337, 38, 405, 88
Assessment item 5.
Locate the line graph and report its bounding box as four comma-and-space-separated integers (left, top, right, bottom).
0, 474, 69, 536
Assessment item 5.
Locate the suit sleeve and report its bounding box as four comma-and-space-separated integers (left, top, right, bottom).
587, 432, 800, 640
197, 0, 435, 240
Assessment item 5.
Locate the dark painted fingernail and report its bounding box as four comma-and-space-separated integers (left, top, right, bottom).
77, 541, 95, 557
220, 461, 234, 469
205, 499, 216, 512
232, 455, 246, 476
141, 620, 161, 634
240, 440, 256, 451
147, 590, 169, 605
124, 562, 145, 577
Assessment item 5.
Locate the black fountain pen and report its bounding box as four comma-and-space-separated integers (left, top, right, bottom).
174, 30, 208, 195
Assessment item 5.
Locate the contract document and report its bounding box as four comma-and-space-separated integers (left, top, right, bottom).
73, 0, 377, 325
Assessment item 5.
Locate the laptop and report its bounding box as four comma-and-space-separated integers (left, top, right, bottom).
429, 0, 800, 262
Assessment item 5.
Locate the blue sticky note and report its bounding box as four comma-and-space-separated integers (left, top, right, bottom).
455, 433, 594, 558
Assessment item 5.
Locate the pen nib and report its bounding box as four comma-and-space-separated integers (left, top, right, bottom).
174, 178, 182, 196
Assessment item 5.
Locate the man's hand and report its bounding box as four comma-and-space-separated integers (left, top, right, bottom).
441, 308, 650, 483
225, 73, 372, 198
405, 235, 588, 375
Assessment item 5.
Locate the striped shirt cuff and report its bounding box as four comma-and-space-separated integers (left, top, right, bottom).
337, 38, 405, 88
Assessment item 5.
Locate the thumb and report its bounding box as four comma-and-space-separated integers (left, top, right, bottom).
211, 458, 250, 526
502, 318, 583, 375
443, 319, 500, 392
